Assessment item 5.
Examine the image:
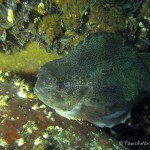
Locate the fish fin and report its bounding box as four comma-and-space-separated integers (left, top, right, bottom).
93, 110, 130, 128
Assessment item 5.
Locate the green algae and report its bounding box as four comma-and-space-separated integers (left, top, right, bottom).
38, 14, 64, 51
0, 42, 60, 74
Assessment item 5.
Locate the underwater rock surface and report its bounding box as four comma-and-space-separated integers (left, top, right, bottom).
35, 32, 150, 128
0, 72, 128, 150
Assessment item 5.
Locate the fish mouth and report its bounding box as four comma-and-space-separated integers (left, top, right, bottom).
34, 84, 78, 111
34, 85, 50, 103
34, 83, 82, 118
54, 102, 83, 120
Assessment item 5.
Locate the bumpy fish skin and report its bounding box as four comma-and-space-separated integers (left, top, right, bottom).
34, 32, 150, 127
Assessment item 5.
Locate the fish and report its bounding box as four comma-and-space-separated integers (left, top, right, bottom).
34, 32, 150, 128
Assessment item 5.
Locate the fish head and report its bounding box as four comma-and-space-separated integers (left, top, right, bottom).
34, 60, 93, 115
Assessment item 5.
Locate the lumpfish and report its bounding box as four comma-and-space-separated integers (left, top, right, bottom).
34, 32, 150, 128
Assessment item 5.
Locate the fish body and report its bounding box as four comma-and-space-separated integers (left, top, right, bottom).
34, 32, 150, 127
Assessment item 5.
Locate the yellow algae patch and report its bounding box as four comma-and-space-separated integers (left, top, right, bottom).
0, 42, 61, 74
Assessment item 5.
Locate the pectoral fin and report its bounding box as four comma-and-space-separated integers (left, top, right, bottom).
93, 110, 130, 128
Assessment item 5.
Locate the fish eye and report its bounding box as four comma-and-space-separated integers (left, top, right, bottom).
56, 81, 65, 90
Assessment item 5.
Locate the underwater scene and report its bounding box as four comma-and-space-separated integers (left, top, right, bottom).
0, 0, 150, 150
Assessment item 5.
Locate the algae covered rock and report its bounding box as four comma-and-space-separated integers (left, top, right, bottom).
0, 71, 128, 150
